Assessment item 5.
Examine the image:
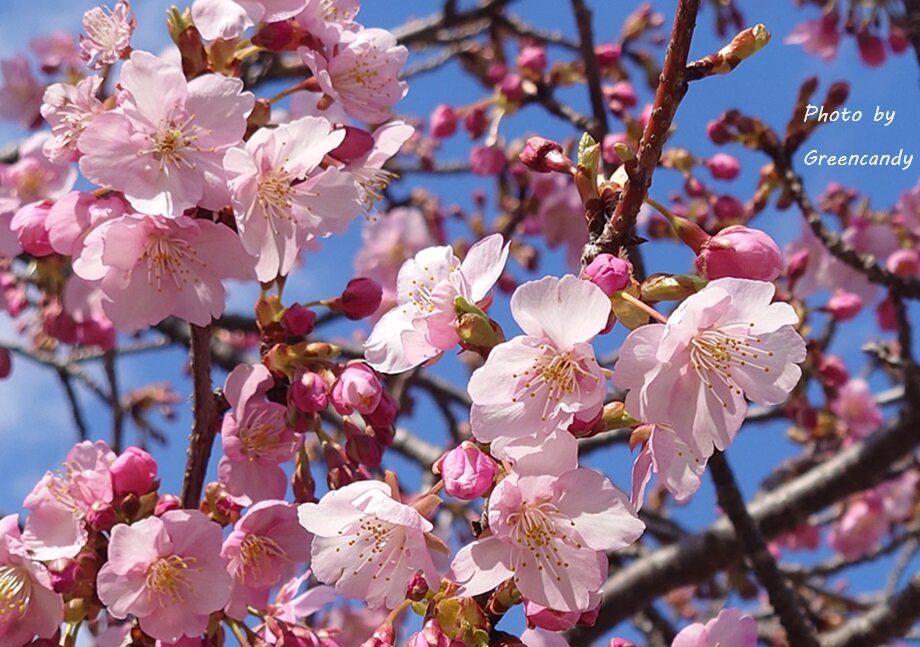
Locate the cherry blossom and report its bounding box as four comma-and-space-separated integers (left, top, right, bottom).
831, 378, 883, 440
73, 213, 254, 331
630, 424, 707, 510
671, 608, 757, 647
223, 115, 362, 281
192, 0, 308, 41
354, 206, 436, 315
222, 500, 313, 619
0, 133, 77, 217
296, 0, 361, 47
297, 479, 443, 609
365, 233, 509, 373
30, 32, 82, 73
468, 275, 609, 455
40, 76, 105, 164
21, 440, 115, 561
0, 514, 64, 645
449, 433, 643, 612
344, 121, 414, 206
80, 0, 134, 69
96, 510, 231, 643
612, 278, 806, 456
530, 175, 588, 271
218, 364, 299, 505
299, 29, 408, 123
0, 55, 44, 128
78, 51, 254, 218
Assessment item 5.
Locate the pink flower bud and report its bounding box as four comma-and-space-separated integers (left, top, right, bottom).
818, 355, 849, 387
0, 348, 11, 379
706, 153, 741, 181
48, 558, 80, 594
886, 249, 920, 277
487, 63, 507, 85
889, 24, 909, 54
520, 137, 572, 174
707, 119, 731, 144
583, 253, 631, 295
695, 225, 783, 281
464, 106, 488, 138
608, 639, 636, 647
604, 81, 637, 111
111, 447, 158, 497
405, 572, 429, 602
154, 494, 182, 516
332, 362, 383, 415
684, 175, 708, 198
712, 195, 745, 222
430, 104, 458, 139
876, 295, 898, 331
578, 603, 600, 626
500, 73, 525, 102
469, 145, 506, 176
252, 21, 297, 51
524, 600, 580, 631
365, 391, 398, 431
601, 132, 630, 165
825, 290, 863, 321
291, 369, 329, 413
517, 45, 546, 74
857, 30, 886, 67
436, 441, 496, 500
339, 278, 382, 320
346, 433, 384, 469
594, 43, 621, 67
87, 501, 117, 532
328, 126, 375, 162
10, 201, 54, 257
281, 304, 317, 336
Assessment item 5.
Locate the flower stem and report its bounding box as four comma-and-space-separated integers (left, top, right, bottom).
618, 291, 668, 325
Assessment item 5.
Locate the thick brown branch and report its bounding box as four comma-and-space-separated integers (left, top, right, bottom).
709, 452, 819, 647
589, 0, 701, 260
820, 571, 920, 647
566, 407, 920, 643
180, 324, 221, 509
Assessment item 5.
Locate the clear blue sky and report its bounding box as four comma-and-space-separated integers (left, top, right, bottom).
0, 0, 917, 643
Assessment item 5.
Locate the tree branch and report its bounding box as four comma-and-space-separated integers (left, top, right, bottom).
570, 0, 608, 142
180, 324, 221, 509
821, 571, 920, 647
709, 452, 819, 647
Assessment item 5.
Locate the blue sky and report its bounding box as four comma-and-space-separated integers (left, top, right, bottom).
0, 0, 917, 643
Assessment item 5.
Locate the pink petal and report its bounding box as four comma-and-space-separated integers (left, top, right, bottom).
510, 275, 610, 348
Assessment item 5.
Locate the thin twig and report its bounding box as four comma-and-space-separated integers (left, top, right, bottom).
57, 368, 89, 442
103, 350, 124, 453
180, 324, 220, 509
570, 0, 608, 142
821, 572, 920, 647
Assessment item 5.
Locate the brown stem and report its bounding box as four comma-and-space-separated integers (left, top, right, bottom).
57, 368, 89, 442
820, 572, 920, 647
709, 451, 819, 647
588, 0, 701, 261
180, 324, 220, 509
570, 0, 608, 142
103, 350, 124, 453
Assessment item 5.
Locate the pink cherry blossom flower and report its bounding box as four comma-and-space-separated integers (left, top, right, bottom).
0, 55, 44, 128
222, 500, 313, 619
344, 121, 414, 206
0, 133, 77, 216
831, 378, 883, 439
786, 223, 875, 302
449, 433, 643, 612
299, 29, 408, 124
22, 440, 115, 560
365, 233, 509, 374
260, 569, 337, 628
96, 510, 231, 643
354, 207, 436, 316
223, 115, 361, 281
828, 497, 887, 559
0, 514, 64, 645
73, 213, 254, 331
630, 424, 707, 511
62, 277, 117, 349
612, 278, 806, 457
40, 76, 105, 164
671, 608, 757, 647
47, 190, 128, 258
785, 12, 840, 62
193, 0, 308, 41
80, 1, 134, 69
30, 32, 82, 72
11, 201, 54, 257
297, 480, 443, 609
218, 364, 299, 505
520, 628, 571, 647
78, 51, 254, 217
295, 0, 361, 48
530, 175, 589, 271
468, 275, 609, 455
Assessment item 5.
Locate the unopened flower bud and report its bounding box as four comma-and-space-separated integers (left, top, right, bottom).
87, 501, 116, 532
608, 639, 636, 647
605, 81, 637, 111
365, 391, 398, 431
11, 202, 54, 257
111, 447, 158, 497
517, 45, 546, 75
583, 254, 631, 295
281, 304, 317, 336
712, 194, 745, 222
594, 43, 621, 67
49, 559, 80, 594
252, 20, 298, 51
857, 29, 886, 67
707, 119, 732, 144
332, 362, 382, 415
154, 494, 181, 516
346, 433, 384, 469
499, 73, 525, 102
0, 348, 11, 379
336, 278, 382, 320
818, 355, 849, 387
329, 126, 375, 162
520, 137, 572, 174
436, 441, 496, 500
291, 369, 329, 413
405, 572, 429, 602
464, 106, 487, 138
706, 153, 741, 180
824, 290, 863, 321
696, 225, 783, 281
430, 104, 458, 139
470, 145, 506, 176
